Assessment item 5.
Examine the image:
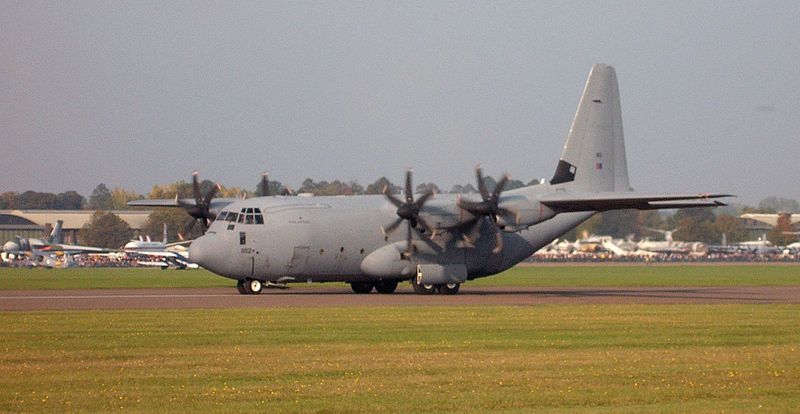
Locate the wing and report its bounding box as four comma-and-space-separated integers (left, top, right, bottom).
127, 198, 237, 212
128, 198, 196, 208
38, 244, 114, 253
538, 192, 733, 212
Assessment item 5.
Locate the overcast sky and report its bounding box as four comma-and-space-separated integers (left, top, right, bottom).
2, 1, 798, 205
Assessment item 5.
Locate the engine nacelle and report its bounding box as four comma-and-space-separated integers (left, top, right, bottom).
495, 196, 557, 231
415, 263, 467, 285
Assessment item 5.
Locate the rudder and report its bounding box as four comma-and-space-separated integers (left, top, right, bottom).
550, 64, 631, 192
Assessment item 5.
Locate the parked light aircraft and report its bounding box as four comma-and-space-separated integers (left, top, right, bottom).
150, 64, 731, 295
123, 224, 197, 269
1, 221, 110, 267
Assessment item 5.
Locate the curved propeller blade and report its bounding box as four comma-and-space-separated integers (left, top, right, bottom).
183, 171, 220, 234
458, 168, 516, 253
381, 169, 436, 259
259, 172, 270, 197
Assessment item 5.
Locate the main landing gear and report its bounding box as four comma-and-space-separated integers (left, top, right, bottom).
350, 280, 399, 294
410, 278, 460, 295
349, 279, 460, 295
237, 278, 263, 295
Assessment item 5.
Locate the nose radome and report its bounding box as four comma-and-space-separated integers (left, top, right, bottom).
188, 234, 229, 276
188, 235, 211, 268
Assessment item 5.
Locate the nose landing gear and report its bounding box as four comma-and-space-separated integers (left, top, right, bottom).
237, 278, 263, 295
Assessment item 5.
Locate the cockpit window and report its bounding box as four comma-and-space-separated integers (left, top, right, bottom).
217, 212, 228, 221
231, 207, 264, 224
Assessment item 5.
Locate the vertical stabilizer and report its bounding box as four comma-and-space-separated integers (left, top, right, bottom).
163, 223, 168, 245
550, 64, 631, 192
49, 220, 64, 244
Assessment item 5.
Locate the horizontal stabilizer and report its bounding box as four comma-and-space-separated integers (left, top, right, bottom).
538, 192, 732, 212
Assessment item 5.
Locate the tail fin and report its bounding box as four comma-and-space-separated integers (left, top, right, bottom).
162, 223, 168, 245
550, 64, 631, 192
49, 220, 64, 244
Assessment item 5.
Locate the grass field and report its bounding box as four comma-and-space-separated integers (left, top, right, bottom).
1, 264, 800, 290
1, 305, 798, 413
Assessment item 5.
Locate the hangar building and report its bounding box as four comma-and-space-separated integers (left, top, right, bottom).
0, 210, 152, 244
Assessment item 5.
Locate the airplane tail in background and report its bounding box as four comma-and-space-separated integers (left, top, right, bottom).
163, 223, 168, 245
49, 220, 64, 244
550, 64, 631, 192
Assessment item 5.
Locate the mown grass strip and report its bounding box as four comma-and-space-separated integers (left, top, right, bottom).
0, 305, 797, 413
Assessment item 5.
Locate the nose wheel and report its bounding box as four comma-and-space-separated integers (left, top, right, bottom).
237, 278, 263, 295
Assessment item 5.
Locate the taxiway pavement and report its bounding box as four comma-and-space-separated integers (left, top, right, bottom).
2, 286, 799, 311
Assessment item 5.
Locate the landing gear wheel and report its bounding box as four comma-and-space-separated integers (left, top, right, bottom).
438, 283, 460, 295
411, 279, 436, 295
236, 280, 247, 294
374, 280, 399, 294
350, 281, 374, 294
244, 278, 263, 295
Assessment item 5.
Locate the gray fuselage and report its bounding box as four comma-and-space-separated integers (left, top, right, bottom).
189, 185, 592, 283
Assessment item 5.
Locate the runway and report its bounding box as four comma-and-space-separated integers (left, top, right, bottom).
2, 285, 799, 310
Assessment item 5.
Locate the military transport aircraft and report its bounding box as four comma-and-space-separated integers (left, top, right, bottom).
175, 64, 730, 295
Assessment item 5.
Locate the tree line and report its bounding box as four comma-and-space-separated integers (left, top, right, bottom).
3, 178, 798, 248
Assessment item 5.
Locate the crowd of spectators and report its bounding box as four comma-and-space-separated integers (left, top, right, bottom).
529, 251, 800, 263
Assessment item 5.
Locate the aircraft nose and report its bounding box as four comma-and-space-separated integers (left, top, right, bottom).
2, 241, 18, 253
188, 234, 226, 274
188, 236, 211, 267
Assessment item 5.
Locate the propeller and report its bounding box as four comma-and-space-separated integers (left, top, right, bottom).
382, 169, 436, 259
258, 172, 270, 197
179, 171, 220, 234
258, 171, 294, 196
457, 165, 516, 253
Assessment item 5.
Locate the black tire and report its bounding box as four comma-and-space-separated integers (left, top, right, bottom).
438, 283, 460, 295
411, 279, 436, 295
245, 278, 263, 295
374, 280, 399, 294
350, 281, 374, 294
236, 280, 247, 295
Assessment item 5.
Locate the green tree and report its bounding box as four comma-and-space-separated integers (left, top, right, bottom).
449, 184, 477, 194
54, 191, 86, 210
714, 214, 747, 244
638, 210, 664, 235
110, 188, 143, 210
88, 183, 114, 210
415, 182, 441, 194
0, 192, 14, 209
593, 210, 637, 238
15, 191, 57, 209
671, 208, 720, 244
79, 211, 133, 248
768, 213, 795, 246
142, 208, 197, 242
256, 178, 290, 196
365, 177, 400, 195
